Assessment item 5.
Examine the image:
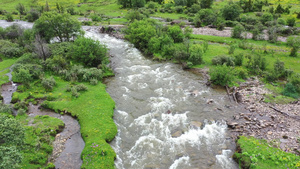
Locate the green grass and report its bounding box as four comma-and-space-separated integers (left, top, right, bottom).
13, 76, 117, 169
17, 114, 64, 169
234, 136, 300, 168
0, 58, 17, 85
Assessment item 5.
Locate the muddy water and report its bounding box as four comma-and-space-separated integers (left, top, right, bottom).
28, 103, 84, 169
84, 28, 244, 169
1, 67, 17, 104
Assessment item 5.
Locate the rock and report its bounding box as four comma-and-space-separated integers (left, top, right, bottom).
191, 121, 202, 128
227, 122, 238, 129
235, 92, 243, 103
244, 116, 251, 121
171, 131, 183, 138
283, 135, 288, 139
234, 115, 240, 120
206, 99, 214, 104
267, 131, 273, 135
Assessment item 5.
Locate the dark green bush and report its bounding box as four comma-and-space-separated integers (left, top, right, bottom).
69, 37, 108, 67
175, 6, 184, 13
0, 40, 22, 58
5, 13, 13, 22
75, 84, 88, 91
209, 65, 235, 86
212, 55, 235, 66
231, 24, 245, 39
167, 25, 184, 43
90, 78, 98, 85
188, 44, 203, 65
26, 9, 40, 22
246, 54, 267, 74
282, 83, 299, 98
0, 103, 12, 115
234, 54, 244, 66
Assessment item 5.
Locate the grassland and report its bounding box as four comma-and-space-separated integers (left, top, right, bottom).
12, 75, 117, 169
234, 136, 300, 168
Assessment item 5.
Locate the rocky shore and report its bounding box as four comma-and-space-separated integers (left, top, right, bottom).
226, 77, 300, 155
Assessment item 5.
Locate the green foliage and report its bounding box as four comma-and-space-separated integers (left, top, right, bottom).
5, 13, 14, 22
246, 54, 267, 74
125, 19, 156, 51
59, 65, 103, 82
0, 103, 12, 115
75, 84, 88, 92
15, 3, 25, 16
212, 55, 235, 66
0, 114, 25, 146
41, 76, 57, 91
125, 10, 147, 22
209, 65, 235, 86
34, 12, 82, 42
188, 44, 203, 65
288, 73, 300, 92
286, 17, 296, 27
200, 0, 214, 9
118, 0, 146, 8
0, 146, 23, 169
267, 26, 278, 43
287, 36, 300, 57
46, 55, 68, 73
0, 40, 22, 58
228, 43, 237, 54
194, 9, 217, 27
70, 37, 108, 67
222, 3, 241, 21
234, 54, 244, 66
167, 25, 184, 43
231, 24, 245, 39
13, 68, 33, 87
282, 83, 299, 98
260, 13, 273, 25
234, 136, 300, 168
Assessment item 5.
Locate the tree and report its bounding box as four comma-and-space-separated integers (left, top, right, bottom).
15, 3, 25, 20
222, 3, 242, 21
287, 36, 300, 57
34, 12, 82, 42
200, 0, 214, 9
275, 4, 284, 14
34, 34, 50, 61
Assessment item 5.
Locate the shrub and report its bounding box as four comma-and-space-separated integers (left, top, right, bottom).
173, 43, 189, 61
287, 17, 296, 27
90, 79, 98, 85
246, 54, 267, 73
41, 77, 56, 91
90, 14, 102, 22
194, 9, 217, 27
190, 4, 201, 13
232, 24, 245, 39
234, 54, 244, 66
0, 40, 22, 58
75, 84, 88, 91
228, 43, 237, 54
211, 55, 235, 66
167, 25, 184, 43
209, 65, 235, 86
147, 1, 156, 9
222, 4, 241, 21
45, 55, 68, 73
13, 68, 33, 87
13, 64, 43, 80
5, 13, 13, 22
0, 103, 12, 115
277, 18, 286, 25
18, 108, 26, 115
175, 6, 183, 13
260, 13, 273, 25
288, 73, 300, 92
26, 9, 40, 22
202, 41, 209, 53
188, 44, 203, 65
235, 67, 248, 79
268, 26, 278, 43
287, 36, 300, 57
71, 87, 79, 97
282, 83, 299, 98
69, 37, 108, 67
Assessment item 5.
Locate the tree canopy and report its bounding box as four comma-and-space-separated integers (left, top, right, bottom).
33, 12, 82, 42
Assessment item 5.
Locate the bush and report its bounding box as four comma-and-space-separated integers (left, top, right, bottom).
268, 26, 278, 43
231, 24, 245, 39
212, 55, 235, 66
190, 4, 201, 13
26, 9, 40, 22
5, 13, 13, 22
288, 73, 300, 92
147, 1, 156, 9
69, 37, 108, 67
90, 14, 102, 22
260, 13, 273, 25
282, 83, 299, 98
18, 108, 26, 115
41, 77, 56, 91
173, 43, 189, 61
234, 54, 244, 66
246, 54, 267, 73
175, 6, 183, 13
287, 36, 300, 57
167, 25, 184, 43
287, 17, 296, 27
71, 87, 79, 98
222, 4, 241, 21
90, 78, 98, 85
194, 9, 217, 27
209, 65, 235, 86
188, 44, 203, 65
0, 103, 12, 115
0, 40, 22, 58
75, 84, 88, 91
277, 18, 286, 25
228, 43, 237, 54
45, 55, 68, 73
235, 67, 248, 79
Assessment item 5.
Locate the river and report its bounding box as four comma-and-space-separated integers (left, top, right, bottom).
85, 27, 242, 169
1, 20, 242, 168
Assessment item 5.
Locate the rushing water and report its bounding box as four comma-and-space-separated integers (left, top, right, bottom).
84, 27, 243, 169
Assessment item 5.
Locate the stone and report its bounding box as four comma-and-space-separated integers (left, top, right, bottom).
172, 131, 183, 138
206, 99, 214, 104
267, 131, 273, 135
191, 121, 202, 128
227, 122, 238, 129
283, 135, 288, 139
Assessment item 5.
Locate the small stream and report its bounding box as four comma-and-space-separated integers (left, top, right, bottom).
0, 20, 85, 168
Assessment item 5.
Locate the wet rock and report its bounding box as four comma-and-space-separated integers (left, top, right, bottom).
171, 130, 183, 138
244, 116, 251, 121
206, 99, 214, 104
235, 92, 243, 103
227, 122, 238, 129
190, 121, 202, 128
282, 135, 288, 139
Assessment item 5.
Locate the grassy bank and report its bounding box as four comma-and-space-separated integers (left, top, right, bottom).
12, 76, 117, 169
234, 136, 300, 168
0, 58, 17, 85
